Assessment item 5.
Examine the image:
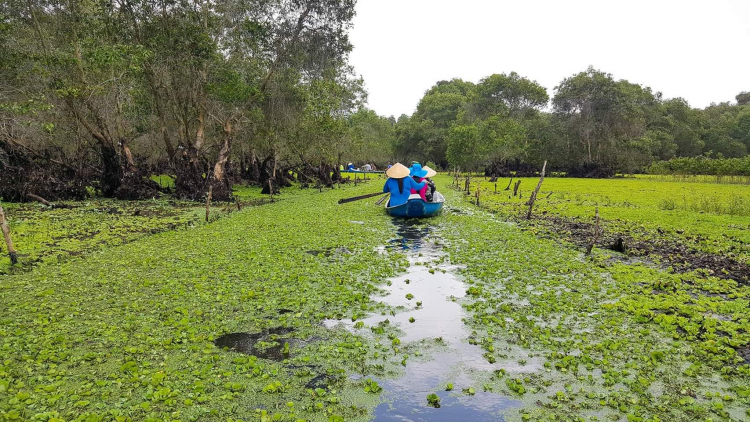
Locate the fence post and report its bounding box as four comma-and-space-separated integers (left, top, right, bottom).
525, 161, 547, 220
0, 205, 18, 265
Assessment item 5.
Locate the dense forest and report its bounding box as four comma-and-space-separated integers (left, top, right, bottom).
395, 71, 750, 177
1, 1, 748, 202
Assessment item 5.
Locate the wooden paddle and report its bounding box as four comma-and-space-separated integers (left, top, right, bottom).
375, 193, 390, 205
338, 191, 384, 204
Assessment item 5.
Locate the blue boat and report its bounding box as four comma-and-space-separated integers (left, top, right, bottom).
386, 194, 445, 218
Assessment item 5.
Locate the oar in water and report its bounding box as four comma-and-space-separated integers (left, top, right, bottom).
375, 193, 390, 205
338, 191, 384, 204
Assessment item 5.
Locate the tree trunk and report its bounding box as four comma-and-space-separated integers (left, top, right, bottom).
210, 120, 233, 201
99, 141, 122, 197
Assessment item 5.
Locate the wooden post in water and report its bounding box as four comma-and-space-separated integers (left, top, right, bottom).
525, 160, 547, 220
475, 182, 481, 206
586, 207, 600, 255
513, 180, 521, 197
0, 206, 18, 265
205, 185, 213, 222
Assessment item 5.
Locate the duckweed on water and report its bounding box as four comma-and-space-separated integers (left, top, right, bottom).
1, 176, 748, 421
0, 182, 412, 421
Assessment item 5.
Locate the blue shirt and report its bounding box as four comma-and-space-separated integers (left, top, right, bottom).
383, 177, 425, 207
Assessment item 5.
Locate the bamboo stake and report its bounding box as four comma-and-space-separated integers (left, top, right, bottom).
525, 160, 547, 220
205, 184, 212, 222
586, 207, 600, 255
0, 206, 18, 265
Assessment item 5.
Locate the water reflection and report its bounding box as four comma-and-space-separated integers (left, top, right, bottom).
387, 219, 432, 251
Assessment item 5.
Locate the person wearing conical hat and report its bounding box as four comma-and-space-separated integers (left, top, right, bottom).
422, 165, 437, 201
383, 163, 426, 207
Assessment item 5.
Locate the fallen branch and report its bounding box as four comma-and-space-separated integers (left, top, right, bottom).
505, 177, 513, 191
25, 194, 74, 209
27, 193, 54, 207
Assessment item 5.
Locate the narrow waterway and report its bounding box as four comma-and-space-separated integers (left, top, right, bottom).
327, 218, 522, 421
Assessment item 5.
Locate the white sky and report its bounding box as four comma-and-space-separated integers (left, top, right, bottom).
348, 0, 750, 118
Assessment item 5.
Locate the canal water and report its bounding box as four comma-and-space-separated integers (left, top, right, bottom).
327, 219, 521, 421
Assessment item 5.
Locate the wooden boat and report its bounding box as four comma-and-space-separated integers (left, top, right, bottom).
386, 193, 444, 218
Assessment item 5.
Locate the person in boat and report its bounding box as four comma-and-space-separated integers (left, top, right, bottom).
383, 163, 425, 207
363, 163, 372, 172
422, 165, 437, 201
409, 163, 429, 201
347, 162, 355, 171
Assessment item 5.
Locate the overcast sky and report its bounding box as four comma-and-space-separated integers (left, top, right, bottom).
348, 0, 750, 118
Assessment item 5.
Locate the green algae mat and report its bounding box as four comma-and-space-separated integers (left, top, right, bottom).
1, 178, 748, 422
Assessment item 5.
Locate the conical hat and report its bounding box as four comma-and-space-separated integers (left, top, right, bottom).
422, 166, 437, 178
386, 162, 410, 178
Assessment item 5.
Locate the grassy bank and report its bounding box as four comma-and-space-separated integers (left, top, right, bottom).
457, 175, 749, 265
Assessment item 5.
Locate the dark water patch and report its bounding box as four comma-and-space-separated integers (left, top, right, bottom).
737, 345, 750, 364
277, 308, 294, 315
214, 327, 300, 361
306, 246, 352, 258
304, 373, 339, 390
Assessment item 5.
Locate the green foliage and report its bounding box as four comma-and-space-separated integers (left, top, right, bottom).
426, 393, 440, 407
648, 156, 750, 176
363, 378, 382, 393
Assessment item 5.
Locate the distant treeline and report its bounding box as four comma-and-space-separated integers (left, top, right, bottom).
647, 156, 750, 177
392, 69, 750, 177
